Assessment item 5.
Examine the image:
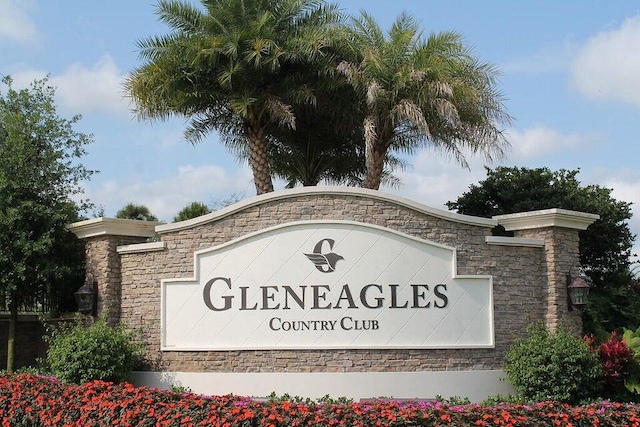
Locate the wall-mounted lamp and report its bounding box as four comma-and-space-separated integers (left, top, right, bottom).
566, 272, 591, 311
75, 273, 97, 316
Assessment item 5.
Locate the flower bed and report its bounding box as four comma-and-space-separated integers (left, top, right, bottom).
1, 374, 639, 427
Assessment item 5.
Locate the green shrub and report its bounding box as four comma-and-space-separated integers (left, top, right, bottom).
265, 392, 353, 404
46, 320, 143, 384
480, 394, 529, 406
503, 324, 603, 403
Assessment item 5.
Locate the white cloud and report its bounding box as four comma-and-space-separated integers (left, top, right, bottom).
0, 0, 37, 44
7, 55, 129, 117
86, 164, 254, 221
50, 55, 129, 116
504, 126, 597, 162
385, 149, 491, 209
571, 15, 640, 107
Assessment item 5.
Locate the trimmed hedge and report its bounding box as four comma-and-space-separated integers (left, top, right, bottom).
504, 325, 603, 403
46, 319, 143, 384
1, 374, 639, 426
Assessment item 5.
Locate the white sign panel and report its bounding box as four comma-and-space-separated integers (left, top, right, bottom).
161, 221, 494, 350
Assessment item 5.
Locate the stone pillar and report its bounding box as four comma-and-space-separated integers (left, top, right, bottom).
494, 209, 599, 333
68, 218, 161, 325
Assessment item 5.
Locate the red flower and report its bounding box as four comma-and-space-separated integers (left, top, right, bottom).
2, 374, 640, 427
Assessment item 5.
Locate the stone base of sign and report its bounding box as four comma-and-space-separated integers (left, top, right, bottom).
130, 370, 515, 402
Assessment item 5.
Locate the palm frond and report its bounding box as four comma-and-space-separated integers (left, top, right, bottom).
390, 99, 430, 136
264, 95, 296, 129
156, 0, 204, 35
366, 80, 381, 107
350, 11, 385, 49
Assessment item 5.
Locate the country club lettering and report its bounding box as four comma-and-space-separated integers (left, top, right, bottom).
269, 316, 380, 332
202, 277, 449, 312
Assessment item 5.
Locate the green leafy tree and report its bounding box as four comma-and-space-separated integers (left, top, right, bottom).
173, 201, 211, 222
337, 12, 511, 189
0, 76, 94, 372
116, 203, 158, 222
447, 166, 637, 335
126, 0, 341, 195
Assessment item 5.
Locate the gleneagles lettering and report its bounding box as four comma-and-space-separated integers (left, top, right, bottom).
203, 279, 448, 311
199, 238, 450, 333
202, 278, 449, 332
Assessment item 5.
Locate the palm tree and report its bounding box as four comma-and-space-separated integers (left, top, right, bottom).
125, 0, 341, 194
116, 203, 158, 221
228, 79, 408, 187
173, 201, 211, 222
338, 12, 511, 189
263, 105, 408, 188
224, 60, 366, 187
224, 28, 406, 188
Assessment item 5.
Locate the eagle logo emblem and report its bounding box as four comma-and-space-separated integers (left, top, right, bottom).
304, 238, 344, 273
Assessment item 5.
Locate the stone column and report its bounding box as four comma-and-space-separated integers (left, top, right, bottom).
494, 209, 599, 333
68, 218, 161, 325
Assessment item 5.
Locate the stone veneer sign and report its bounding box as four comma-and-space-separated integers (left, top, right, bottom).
162, 221, 493, 351
68, 187, 600, 401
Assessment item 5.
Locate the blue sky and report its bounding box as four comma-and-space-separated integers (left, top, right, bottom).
2, 0, 640, 262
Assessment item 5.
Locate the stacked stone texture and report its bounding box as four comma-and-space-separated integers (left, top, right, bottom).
107, 193, 574, 373
85, 235, 148, 325
515, 228, 582, 334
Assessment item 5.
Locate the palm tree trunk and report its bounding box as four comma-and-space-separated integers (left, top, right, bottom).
247, 126, 274, 195
6, 297, 17, 373
363, 149, 385, 189
363, 125, 386, 190
362, 116, 386, 190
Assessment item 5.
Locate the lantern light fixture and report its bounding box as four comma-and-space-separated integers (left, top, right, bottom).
74, 273, 97, 316
566, 272, 591, 311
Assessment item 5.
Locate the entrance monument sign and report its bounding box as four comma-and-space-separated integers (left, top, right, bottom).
68, 187, 598, 401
